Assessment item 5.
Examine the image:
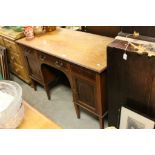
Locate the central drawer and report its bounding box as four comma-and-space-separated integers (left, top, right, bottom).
38, 52, 69, 71
71, 64, 96, 81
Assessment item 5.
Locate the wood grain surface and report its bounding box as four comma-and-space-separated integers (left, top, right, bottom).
18, 101, 62, 129
17, 28, 113, 73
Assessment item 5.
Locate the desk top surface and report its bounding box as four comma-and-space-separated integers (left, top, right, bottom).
17, 28, 114, 73
18, 101, 61, 129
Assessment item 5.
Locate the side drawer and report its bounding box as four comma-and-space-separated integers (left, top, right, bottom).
38, 52, 69, 71
71, 64, 96, 81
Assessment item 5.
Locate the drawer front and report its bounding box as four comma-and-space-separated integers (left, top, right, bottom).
7, 52, 23, 65
39, 52, 69, 71
3, 38, 20, 54
10, 61, 28, 78
71, 65, 96, 81
0, 36, 4, 45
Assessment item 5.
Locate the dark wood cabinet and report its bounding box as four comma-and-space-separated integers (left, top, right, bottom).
107, 40, 155, 128
121, 26, 155, 38
85, 26, 120, 37
148, 58, 155, 118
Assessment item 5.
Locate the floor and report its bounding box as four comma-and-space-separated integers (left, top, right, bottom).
11, 74, 108, 129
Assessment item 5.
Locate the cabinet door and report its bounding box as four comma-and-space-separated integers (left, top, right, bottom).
72, 75, 97, 112
24, 48, 42, 82
71, 65, 97, 112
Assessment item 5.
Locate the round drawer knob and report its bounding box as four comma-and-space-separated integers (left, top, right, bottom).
40, 55, 46, 61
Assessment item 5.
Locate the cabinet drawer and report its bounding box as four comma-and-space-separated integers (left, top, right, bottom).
3, 38, 19, 54
7, 52, 22, 65
10, 61, 28, 78
39, 52, 69, 71
71, 65, 96, 80
0, 36, 4, 45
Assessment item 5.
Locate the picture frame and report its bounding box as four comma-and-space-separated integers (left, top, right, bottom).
119, 106, 155, 129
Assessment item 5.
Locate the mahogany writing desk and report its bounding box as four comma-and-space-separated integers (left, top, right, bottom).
17, 28, 113, 128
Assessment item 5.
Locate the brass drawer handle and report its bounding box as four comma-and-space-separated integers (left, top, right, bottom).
55, 61, 60, 67
55, 61, 63, 68
59, 62, 63, 67
24, 49, 31, 55
55, 61, 59, 64
40, 55, 46, 61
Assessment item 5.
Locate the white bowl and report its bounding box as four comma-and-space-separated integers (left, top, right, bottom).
0, 80, 23, 126
0, 103, 24, 129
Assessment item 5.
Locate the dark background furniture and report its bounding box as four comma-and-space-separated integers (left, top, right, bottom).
82, 26, 155, 38
107, 27, 155, 128
83, 26, 120, 37
120, 26, 155, 37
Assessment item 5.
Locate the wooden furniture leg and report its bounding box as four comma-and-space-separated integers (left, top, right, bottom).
74, 103, 80, 118
99, 117, 104, 129
44, 84, 51, 100
31, 80, 37, 91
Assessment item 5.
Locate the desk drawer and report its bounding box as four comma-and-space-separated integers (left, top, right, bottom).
39, 52, 69, 71
71, 65, 96, 81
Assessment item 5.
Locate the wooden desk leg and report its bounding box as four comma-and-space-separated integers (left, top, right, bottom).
44, 84, 51, 100
96, 73, 105, 129
31, 80, 37, 91
99, 117, 104, 129
74, 103, 80, 118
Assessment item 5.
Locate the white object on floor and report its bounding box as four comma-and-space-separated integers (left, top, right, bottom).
0, 80, 24, 128
0, 91, 14, 112
1, 103, 24, 129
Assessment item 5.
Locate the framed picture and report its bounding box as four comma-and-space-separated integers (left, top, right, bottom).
119, 107, 155, 129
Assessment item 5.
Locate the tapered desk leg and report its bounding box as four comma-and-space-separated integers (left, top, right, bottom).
44, 84, 51, 100
31, 80, 37, 91
99, 117, 104, 129
74, 103, 80, 118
